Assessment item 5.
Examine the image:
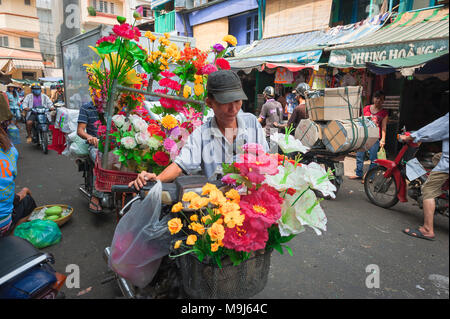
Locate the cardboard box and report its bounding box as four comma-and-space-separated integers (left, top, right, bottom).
306, 86, 362, 121
322, 117, 379, 153
294, 119, 323, 148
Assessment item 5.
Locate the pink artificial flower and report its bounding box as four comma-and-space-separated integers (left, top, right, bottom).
239, 184, 283, 229
242, 143, 265, 156
222, 218, 268, 252
201, 64, 218, 75
222, 174, 237, 185
163, 138, 177, 152
160, 70, 176, 78
159, 78, 181, 91
113, 23, 141, 40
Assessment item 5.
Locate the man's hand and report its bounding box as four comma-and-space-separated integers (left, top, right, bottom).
380, 139, 386, 148
129, 171, 157, 191
87, 136, 99, 147
398, 134, 413, 143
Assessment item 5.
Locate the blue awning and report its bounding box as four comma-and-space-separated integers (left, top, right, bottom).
151, 0, 171, 9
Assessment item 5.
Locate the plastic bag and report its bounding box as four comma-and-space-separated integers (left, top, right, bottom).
68, 131, 89, 156
377, 146, 386, 160
7, 123, 20, 145
14, 220, 61, 249
109, 181, 172, 288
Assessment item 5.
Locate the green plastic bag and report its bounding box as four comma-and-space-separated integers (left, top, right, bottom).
377, 146, 386, 160
14, 220, 61, 249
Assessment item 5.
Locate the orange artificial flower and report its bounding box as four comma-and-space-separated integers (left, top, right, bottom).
186, 235, 197, 246
208, 222, 225, 242
171, 202, 183, 213
168, 218, 183, 235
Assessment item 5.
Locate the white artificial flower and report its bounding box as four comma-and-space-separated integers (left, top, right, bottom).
147, 136, 161, 150
135, 131, 150, 146
112, 114, 126, 128
270, 132, 310, 154
304, 162, 337, 199
129, 115, 148, 132
121, 136, 137, 150
277, 189, 327, 237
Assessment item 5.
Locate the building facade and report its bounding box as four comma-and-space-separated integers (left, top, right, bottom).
0, 0, 44, 81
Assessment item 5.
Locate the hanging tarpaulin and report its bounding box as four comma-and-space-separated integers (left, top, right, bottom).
329, 39, 449, 68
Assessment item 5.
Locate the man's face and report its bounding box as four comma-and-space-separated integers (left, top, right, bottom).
206, 97, 242, 123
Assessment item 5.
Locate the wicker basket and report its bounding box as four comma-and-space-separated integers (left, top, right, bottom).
178, 249, 272, 299
94, 156, 138, 193
29, 204, 74, 227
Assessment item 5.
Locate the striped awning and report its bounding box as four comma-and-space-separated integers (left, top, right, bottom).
11, 59, 44, 70
327, 8, 449, 68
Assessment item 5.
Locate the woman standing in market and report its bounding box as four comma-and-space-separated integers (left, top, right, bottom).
350, 90, 388, 183
6, 85, 22, 125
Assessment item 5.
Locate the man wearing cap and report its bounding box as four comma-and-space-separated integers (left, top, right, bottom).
130, 70, 268, 189
22, 83, 53, 143
258, 86, 283, 143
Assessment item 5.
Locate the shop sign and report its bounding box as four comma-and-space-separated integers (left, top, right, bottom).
329, 40, 449, 68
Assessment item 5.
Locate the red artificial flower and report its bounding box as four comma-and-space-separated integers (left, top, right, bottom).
287, 188, 296, 196
216, 58, 230, 70
113, 23, 141, 41
160, 70, 176, 78
153, 151, 170, 166
159, 78, 181, 91
222, 217, 269, 252
96, 35, 117, 46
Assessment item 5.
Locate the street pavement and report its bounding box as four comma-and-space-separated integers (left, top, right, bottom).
12, 124, 449, 299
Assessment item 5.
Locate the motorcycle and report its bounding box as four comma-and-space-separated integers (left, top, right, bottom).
364, 131, 449, 216
76, 154, 115, 212
30, 106, 51, 154
0, 236, 66, 299
103, 176, 220, 299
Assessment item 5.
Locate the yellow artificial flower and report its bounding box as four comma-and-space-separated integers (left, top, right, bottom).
225, 189, 240, 203
201, 215, 212, 224
168, 218, 183, 235
171, 202, 183, 213
194, 75, 203, 85
188, 196, 210, 210
145, 31, 157, 41
201, 183, 219, 196
186, 235, 198, 246
189, 222, 205, 235
211, 242, 219, 252
208, 189, 227, 207
183, 85, 192, 99
164, 32, 171, 39
194, 84, 204, 96
208, 222, 225, 242
182, 191, 200, 202
223, 34, 238, 47
218, 201, 240, 216
174, 240, 182, 249
224, 210, 245, 229
190, 214, 198, 222
161, 115, 178, 130
123, 69, 143, 86
83, 59, 103, 71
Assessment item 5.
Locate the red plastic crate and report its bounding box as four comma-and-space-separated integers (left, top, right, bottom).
48, 125, 66, 155
94, 156, 138, 193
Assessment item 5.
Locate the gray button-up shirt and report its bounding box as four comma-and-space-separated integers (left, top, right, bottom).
174, 111, 269, 180
411, 112, 449, 173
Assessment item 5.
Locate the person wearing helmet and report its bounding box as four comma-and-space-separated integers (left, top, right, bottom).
6, 84, 22, 125
22, 83, 54, 143
258, 86, 283, 141
51, 84, 65, 104
285, 82, 309, 133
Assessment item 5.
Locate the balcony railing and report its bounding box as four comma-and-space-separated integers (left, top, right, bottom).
155, 10, 176, 33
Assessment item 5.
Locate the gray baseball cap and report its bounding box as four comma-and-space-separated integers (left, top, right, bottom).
206, 70, 248, 104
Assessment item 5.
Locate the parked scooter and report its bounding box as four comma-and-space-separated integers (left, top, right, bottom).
30, 106, 51, 154
364, 131, 449, 216
0, 236, 66, 299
